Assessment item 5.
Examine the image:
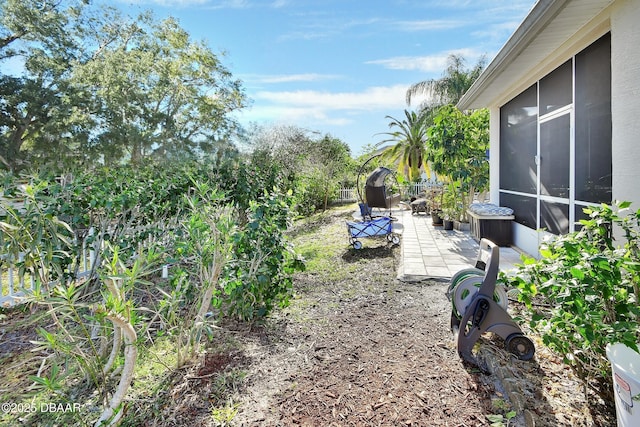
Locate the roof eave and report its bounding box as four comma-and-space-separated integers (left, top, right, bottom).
456, 0, 617, 111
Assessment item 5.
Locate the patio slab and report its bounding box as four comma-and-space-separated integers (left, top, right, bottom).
392, 208, 524, 282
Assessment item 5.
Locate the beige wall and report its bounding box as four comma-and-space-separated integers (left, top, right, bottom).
611, 0, 640, 206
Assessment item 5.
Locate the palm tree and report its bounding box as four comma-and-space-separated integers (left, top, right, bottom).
406, 54, 486, 109
377, 55, 486, 183
376, 109, 430, 182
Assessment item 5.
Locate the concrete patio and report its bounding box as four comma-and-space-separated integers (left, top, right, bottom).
390, 207, 524, 282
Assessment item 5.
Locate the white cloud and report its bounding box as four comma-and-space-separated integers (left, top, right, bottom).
124, 0, 210, 6
236, 105, 354, 127
472, 20, 522, 45
255, 85, 408, 111
276, 17, 382, 42
366, 56, 447, 73
127, 0, 252, 8
270, 0, 288, 8
242, 73, 341, 84
393, 19, 465, 32
366, 48, 483, 73
122, 0, 296, 8
238, 84, 411, 127
206, 0, 251, 9
424, 0, 533, 13
238, 105, 318, 121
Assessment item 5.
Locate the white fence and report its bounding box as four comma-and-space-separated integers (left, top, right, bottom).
336, 188, 357, 202
0, 230, 100, 307
0, 255, 29, 307
334, 182, 442, 203
0, 226, 170, 308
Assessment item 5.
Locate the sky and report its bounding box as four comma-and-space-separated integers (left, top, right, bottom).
118, 0, 537, 155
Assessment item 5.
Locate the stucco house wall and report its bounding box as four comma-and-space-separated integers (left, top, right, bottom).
611, 0, 640, 205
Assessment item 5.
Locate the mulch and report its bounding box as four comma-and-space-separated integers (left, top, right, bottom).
275, 282, 496, 426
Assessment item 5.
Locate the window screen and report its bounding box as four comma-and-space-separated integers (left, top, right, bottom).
575, 33, 612, 204
539, 60, 572, 115
499, 85, 537, 194
540, 200, 569, 235
540, 114, 571, 198
500, 192, 536, 229
498, 32, 612, 239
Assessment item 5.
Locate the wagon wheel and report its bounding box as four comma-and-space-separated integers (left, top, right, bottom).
391, 234, 400, 245
352, 240, 362, 250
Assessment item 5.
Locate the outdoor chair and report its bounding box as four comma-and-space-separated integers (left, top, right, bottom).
364, 166, 401, 211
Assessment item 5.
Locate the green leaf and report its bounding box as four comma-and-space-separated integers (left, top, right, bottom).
0, 221, 20, 231
570, 267, 585, 280
486, 414, 504, 424
539, 248, 553, 258
623, 261, 640, 271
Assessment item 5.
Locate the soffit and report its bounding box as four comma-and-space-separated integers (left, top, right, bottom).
457, 0, 614, 110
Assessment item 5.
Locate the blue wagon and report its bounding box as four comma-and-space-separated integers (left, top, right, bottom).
346, 216, 400, 250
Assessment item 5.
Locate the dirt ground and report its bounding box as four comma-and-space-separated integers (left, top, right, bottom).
234, 211, 616, 426
216, 211, 615, 426
0, 210, 617, 426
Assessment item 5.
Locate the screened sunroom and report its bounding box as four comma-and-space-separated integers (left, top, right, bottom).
458, 0, 640, 256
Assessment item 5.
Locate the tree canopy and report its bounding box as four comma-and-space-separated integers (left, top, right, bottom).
0, 0, 247, 172
376, 109, 430, 182
246, 124, 355, 214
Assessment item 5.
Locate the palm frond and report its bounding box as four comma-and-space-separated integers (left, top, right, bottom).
405, 53, 487, 108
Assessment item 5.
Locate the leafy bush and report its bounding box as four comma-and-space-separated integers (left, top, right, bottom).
216, 161, 286, 221
165, 182, 236, 366
503, 201, 640, 401
1, 159, 304, 424
221, 189, 305, 322
0, 180, 75, 288
292, 173, 327, 216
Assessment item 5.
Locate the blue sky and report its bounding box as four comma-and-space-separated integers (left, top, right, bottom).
119, 0, 536, 155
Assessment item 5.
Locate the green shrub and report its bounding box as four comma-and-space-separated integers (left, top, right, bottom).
168, 182, 235, 366
0, 161, 304, 424
0, 179, 75, 288
221, 189, 305, 322
503, 201, 640, 401
292, 174, 327, 216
